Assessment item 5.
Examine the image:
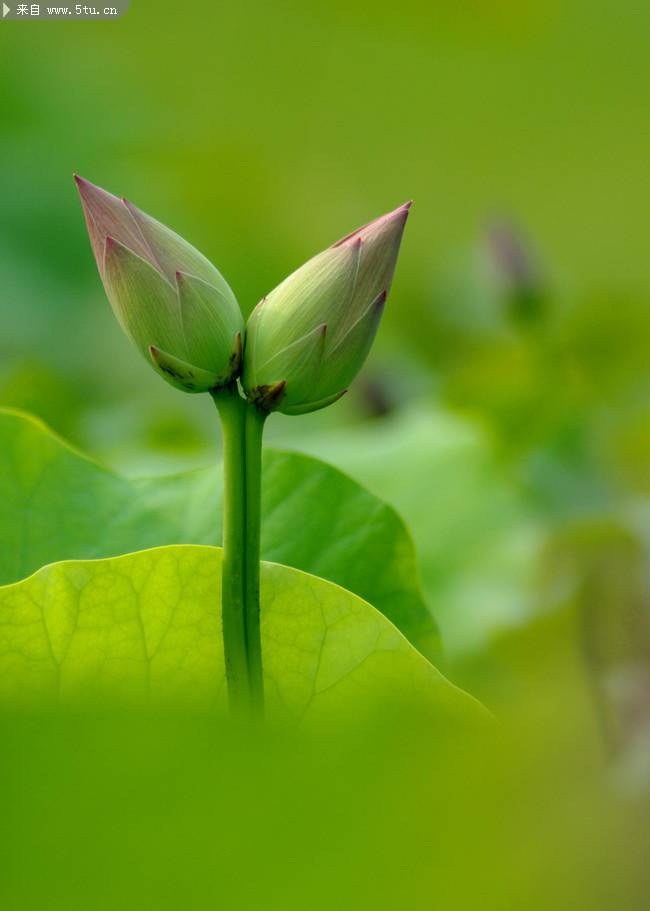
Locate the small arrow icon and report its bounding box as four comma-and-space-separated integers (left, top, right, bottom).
2, 3, 10, 17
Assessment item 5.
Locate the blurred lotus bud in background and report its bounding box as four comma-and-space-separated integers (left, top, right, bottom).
485, 216, 546, 326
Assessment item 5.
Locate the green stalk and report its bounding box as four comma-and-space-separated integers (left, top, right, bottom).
212, 385, 266, 718
244, 404, 267, 712
213, 384, 249, 714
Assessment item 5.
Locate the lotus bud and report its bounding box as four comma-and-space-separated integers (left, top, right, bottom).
242, 202, 411, 414
485, 217, 545, 326
74, 176, 244, 393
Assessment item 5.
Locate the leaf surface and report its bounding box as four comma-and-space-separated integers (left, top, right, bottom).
272, 405, 541, 655
0, 545, 478, 721
0, 409, 438, 658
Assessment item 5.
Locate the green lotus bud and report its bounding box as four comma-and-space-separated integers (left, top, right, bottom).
242, 202, 411, 414
75, 176, 244, 393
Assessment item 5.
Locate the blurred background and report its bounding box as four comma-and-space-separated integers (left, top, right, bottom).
1, 1, 650, 905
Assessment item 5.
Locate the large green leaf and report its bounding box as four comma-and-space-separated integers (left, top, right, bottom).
272, 404, 542, 656
0, 408, 438, 658
0, 545, 479, 721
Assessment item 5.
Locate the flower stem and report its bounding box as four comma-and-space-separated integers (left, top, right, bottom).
244, 403, 267, 712
213, 384, 249, 714
212, 385, 266, 718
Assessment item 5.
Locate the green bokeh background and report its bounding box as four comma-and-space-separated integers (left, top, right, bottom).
2, 0, 649, 655
2, 0, 649, 467
1, 1, 650, 906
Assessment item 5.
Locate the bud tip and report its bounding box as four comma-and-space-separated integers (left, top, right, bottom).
333, 199, 412, 248
73, 173, 90, 195
390, 200, 412, 224
73, 174, 101, 199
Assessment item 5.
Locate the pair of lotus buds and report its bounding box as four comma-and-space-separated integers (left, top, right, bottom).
75, 176, 411, 415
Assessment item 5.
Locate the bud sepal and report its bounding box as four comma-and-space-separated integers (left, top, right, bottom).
75, 175, 244, 393
242, 202, 410, 414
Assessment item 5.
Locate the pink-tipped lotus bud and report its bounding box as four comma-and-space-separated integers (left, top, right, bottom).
243, 202, 411, 413
75, 176, 244, 393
